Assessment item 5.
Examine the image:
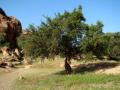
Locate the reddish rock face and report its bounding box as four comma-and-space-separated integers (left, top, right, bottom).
0, 8, 22, 49
6, 16, 22, 49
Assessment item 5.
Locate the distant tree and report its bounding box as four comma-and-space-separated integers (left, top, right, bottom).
104, 32, 120, 60
80, 21, 106, 59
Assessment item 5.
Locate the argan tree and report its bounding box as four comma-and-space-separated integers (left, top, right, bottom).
18, 6, 86, 73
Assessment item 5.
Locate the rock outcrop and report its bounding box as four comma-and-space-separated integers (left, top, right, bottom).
0, 8, 22, 49
0, 8, 22, 67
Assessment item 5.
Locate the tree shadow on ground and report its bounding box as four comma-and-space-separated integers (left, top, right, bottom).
55, 61, 120, 75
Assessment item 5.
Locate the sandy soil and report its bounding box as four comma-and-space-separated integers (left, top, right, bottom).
0, 67, 34, 90
96, 65, 120, 75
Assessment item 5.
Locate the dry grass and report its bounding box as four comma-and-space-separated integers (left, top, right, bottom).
12, 59, 120, 90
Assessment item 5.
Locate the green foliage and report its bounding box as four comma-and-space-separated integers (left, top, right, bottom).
18, 6, 86, 59
80, 21, 106, 59
0, 33, 10, 48
18, 5, 120, 61
104, 32, 120, 60
18, 25, 40, 58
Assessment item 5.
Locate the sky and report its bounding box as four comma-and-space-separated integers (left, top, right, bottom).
0, 0, 120, 32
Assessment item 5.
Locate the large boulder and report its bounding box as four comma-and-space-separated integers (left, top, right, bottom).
0, 8, 22, 49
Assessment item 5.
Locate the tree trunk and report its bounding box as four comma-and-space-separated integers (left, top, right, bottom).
64, 57, 72, 74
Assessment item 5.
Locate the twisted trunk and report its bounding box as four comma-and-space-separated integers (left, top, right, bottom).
64, 57, 72, 74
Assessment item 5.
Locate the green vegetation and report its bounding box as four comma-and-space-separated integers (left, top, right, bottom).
18, 6, 85, 59
0, 33, 9, 48
17, 5, 120, 73
15, 74, 120, 90
18, 5, 120, 60
13, 60, 120, 90
0, 4, 120, 90
104, 32, 120, 60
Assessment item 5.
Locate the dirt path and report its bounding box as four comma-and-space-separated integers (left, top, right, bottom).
96, 65, 120, 75
0, 66, 61, 90
0, 67, 35, 90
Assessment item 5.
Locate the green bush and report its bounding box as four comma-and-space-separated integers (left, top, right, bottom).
0, 33, 9, 48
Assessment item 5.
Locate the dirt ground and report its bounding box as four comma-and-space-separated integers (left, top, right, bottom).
96, 65, 120, 75
0, 61, 120, 90
0, 67, 35, 90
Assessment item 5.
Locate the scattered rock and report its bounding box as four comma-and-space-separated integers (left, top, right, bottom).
1, 47, 10, 57
23, 57, 32, 65
19, 75, 25, 80
6, 62, 14, 67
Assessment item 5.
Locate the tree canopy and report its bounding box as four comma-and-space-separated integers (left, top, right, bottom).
18, 5, 120, 61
